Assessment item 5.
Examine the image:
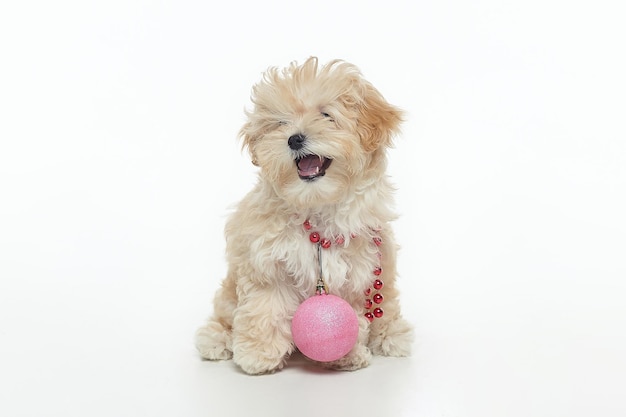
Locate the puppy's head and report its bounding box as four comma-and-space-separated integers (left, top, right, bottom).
240, 57, 402, 208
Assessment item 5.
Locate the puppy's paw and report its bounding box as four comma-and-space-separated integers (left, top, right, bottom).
232, 335, 293, 375
369, 317, 413, 357
322, 343, 371, 371
195, 321, 233, 361
234, 351, 287, 375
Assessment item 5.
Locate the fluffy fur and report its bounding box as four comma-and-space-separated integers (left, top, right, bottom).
196, 57, 413, 374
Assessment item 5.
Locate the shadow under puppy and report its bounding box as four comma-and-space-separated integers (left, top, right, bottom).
196, 57, 413, 375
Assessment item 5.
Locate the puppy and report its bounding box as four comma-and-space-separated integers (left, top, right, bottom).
196, 57, 412, 374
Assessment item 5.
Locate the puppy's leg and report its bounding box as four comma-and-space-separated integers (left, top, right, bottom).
232, 286, 297, 375
367, 278, 413, 357
195, 274, 237, 360
367, 234, 413, 356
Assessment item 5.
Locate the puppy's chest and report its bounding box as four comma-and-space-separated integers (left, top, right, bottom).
280, 225, 381, 294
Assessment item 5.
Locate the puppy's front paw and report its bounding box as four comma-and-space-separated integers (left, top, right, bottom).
233, 340, 291, 375
234, 351, 287, 375
369, 317, 413, 357
195, 320, 233, 361
322, 343, 371, 371
232, 336, 293, 375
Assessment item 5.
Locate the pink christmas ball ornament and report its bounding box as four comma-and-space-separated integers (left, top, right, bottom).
291, 294, 359, 362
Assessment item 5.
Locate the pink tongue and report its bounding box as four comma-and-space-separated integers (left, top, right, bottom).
298, 155, 324, 176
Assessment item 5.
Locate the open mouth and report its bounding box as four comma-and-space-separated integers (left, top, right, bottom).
295, 154, 333, 181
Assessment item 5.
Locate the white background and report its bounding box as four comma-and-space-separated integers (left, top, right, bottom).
1, 1, 625, 416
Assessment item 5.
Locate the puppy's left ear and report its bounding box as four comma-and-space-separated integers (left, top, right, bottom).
356, 82, 403, 152
239, 121, 260, 166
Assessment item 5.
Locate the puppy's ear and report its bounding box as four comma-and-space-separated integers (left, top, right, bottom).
239, 121, 260, 166
356, 82, 403, 152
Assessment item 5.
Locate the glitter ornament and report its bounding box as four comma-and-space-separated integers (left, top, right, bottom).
291, 293, 359, 362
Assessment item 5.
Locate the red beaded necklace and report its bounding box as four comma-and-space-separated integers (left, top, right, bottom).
302, 219, 384, 322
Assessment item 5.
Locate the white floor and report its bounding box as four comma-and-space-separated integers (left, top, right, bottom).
2, 259, 624, 417
1, 1, 625, 416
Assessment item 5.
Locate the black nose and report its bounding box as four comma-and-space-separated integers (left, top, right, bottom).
288, 134, 306, 150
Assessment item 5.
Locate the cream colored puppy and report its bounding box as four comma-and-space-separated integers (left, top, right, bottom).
196, 57, 412, 374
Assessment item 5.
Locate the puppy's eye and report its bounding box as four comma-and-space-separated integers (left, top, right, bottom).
321, 112, 332, 119
278, 120, 287, 126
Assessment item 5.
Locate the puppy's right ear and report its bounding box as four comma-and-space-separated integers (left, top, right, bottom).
239, 121, 260, 166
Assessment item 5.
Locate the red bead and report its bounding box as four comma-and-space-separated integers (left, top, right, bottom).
365, 312, 374, 322
364, 299, 373, 309
364, 288, 372, 296
373, 293, 383, 304
373, 237, 382, 246
373, 307, 384, 318
335, 235, 345, 245
320, 237, 331, 249
303, 220, 312, 230
373, 279, 384, 290
309, 232, 320, 243
373, 266, 382, 276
